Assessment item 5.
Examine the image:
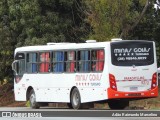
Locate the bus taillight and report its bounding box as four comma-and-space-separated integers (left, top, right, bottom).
151, 72, 157, 89
109, 74, 117, 91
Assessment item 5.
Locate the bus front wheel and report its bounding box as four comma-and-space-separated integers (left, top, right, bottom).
29, 89, 40, 109
71, 88, 82, 109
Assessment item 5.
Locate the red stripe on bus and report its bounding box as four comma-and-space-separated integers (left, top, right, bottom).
107, 86, 158, 99
116, 79, 152, 82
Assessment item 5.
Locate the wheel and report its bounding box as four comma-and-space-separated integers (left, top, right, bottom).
108, 99, 129, 109
29, 89, 40, 109
71, 88, 82, 109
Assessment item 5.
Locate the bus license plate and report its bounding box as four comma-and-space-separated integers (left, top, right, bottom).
130, 87, 138, 91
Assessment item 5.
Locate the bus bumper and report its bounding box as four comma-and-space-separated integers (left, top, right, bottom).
107, 86, 158, 99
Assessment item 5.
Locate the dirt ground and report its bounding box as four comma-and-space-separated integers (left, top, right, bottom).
0, 83, 160, 109
0, 83, 26, 107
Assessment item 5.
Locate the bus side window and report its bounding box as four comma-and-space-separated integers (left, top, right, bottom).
91, 50, 104, 72
39, 52, 50, 72
78, 50, 90, 72
65, 51, 76, 72
27, 54, 31, 73
52, 51, 64, 72
52, 52, 55, 72
91, 50, 97, 71
32, 53, 38, 73
27, 53, 38, 73
96, 50, 104, 71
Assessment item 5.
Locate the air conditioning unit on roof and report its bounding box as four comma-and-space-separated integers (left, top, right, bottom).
111, 38, 122, 41
86, 40, 97, 43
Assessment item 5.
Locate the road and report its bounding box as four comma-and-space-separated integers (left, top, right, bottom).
0, 107, 160, 120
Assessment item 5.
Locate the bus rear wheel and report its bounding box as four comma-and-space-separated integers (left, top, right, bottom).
108, 99, 129, 109
29, 89, 40, 109
71, 88, 82, 109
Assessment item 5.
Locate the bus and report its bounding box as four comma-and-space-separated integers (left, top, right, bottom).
12, 39, 158, 109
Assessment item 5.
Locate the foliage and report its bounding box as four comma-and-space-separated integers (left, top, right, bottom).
0, 0, 89, 81
84, 0, 154, 41
84, 0, 160, 65
128, 0, 160, 65
7, 0, 89, 46
0, 0, 160, 81
26, 100, 30, 107
0, 26, 13, 81
84, 0, 131, 41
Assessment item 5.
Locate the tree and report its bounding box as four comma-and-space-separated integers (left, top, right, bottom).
0, 0, 14, 81
0, 0, 90, 81
7, 0, 89, 46
84, 0, 152, 41
85, 0, 160, 64
128, 0, 160, 66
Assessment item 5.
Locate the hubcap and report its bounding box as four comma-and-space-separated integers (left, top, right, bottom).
73, 92, 79, 106
30, 93, 36, 106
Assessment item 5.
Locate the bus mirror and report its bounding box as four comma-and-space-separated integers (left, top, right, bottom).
12, 60, 19, 74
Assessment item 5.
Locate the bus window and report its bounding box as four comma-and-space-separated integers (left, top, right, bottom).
27, 53, 38, 73
111, 41, 154, 66
65, 51, 76, 72
78, 50, 90, 72
96, 50, 104, 71
91, 50, 96, 71
32, 53, 37, 73
52, 51, 64, 72
18, 60, 25, 75
39, 52, 50, 72
14, 53, 25, 75
91, 50, 104, 72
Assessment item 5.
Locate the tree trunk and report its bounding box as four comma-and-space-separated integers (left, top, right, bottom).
120, 0, 150, 39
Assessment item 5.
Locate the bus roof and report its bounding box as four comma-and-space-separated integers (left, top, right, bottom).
15, 40, 154, 53
15, 41, 109, 53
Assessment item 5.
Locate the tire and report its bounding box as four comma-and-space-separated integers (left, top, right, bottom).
108, 99, 129, 109
29, 89, 40, 109
71, 88, 82, 109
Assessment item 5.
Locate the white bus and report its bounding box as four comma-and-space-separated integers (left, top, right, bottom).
12, 39, 158, 109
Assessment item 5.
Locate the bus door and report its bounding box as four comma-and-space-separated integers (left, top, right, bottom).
12, 53, 25, 83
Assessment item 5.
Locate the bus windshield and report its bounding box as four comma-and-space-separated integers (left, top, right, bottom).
111, 41, 154, 66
